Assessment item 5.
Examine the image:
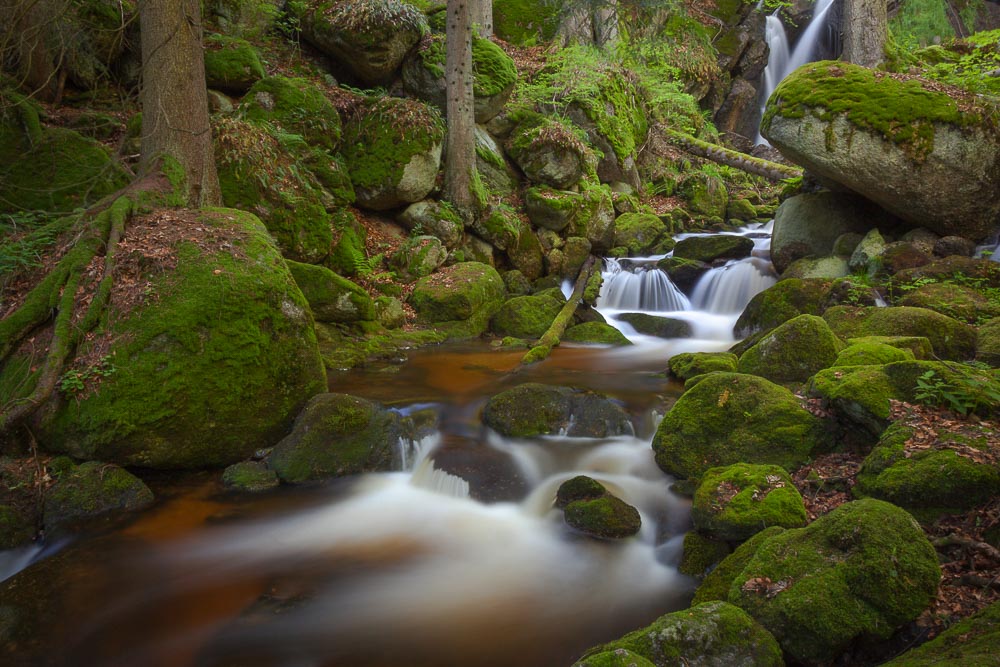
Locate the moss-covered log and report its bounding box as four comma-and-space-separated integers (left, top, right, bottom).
666, 130, 802, 182
521, 256, 597, 364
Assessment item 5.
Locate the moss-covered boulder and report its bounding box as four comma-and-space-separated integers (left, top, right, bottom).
287, 260, 375, 324
692, 464, 807, 542
656, 256, 711, 294
342, 97, 444, 210
667, 352, 738, 381
762, 60, 1000, 241
832, 341, 914, 367
673, 235, 754, 264
563, 322, 631, 346
525, 186, 585, 232
34, 209, 327, 469
979, 316, 1000, 367
43, 461, 153, 534
612, 213, 675, 256
736, 314, 843, 384
482, 383, 632, 438
572, 648, 655, 667
564, 495, 642, 540
681, 173, 729, 220
203, 34, 265, 94
692, 526, 787, 606
575, 601, 783, 667
0, 92, 128, 213
854, 422, 1000, 520
490, 293, 564, 338
222, 461, 280, 492
215, 117, 333, 263
0, 503, 35, 550
397, 200, 464, 249
679, 531, 732, 579
408, 262, 506, 339
389, 235, 448, 282
846, 335, 934, 360
493, 0, 561, 45
652, 373, 829, 480
617, 313, 692, 339
402, 34, 517, 123
508, 117, 595, 189
881, 598, 1000, 666
823, 305, 977, 361
729, 499, 941, 665
734, 278, 833, 337
297, 0, 427, 85
268, 393, 405, 483
897, 282, 1000, 325
239, 76, 342, 151
781, 255, 850, 281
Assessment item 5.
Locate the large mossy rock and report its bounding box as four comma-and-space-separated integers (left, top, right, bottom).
897, 282, 1000, 325
617, 313, 692, 339
979, 316, 1000, 367
736, 314, 843, 384
652, 373, 830, 480
673, 235, 754, 264
573, 648, 656, 667
389, 235, 448, 281
341, 97, 444, 210
0, 92, 128, 213
267, 393, 405, 483
854, 422, 1000, 520
681, 173, 729, 220
490, 293, 564, 338
203, 34, 265, 95
563, 494, 642, 540
33, 209, 327, 469
667, 352, 738, 381
823, 305, 977, 361
482, 383, 632, 438
287, 260, 374, 324
42, 461, 153, 534
297, 0, 427, 85
408, 262, 506, 339
239, 76, 342, 151
397, 200, 464, 250
508, 117, 596, 189
692, 526, 787, 606
493, 0, 561, 45
612, 213, 675, 256
729, 499, 941, 665
692, 464, 807, 542
525, 184, 616, 252
881, 599, 1000, 666
563, 322, 632, 346
575, 601, 784, 667
402, 34, 517, 123
762, 61, 1000, 241
734, 278, 832, 337
832, 341, 915, 367
768, 192, 891, 274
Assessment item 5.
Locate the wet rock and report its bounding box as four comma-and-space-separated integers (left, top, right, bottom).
656, 257, 711, 294
881, 241, 932, 275
482, 383, 632, 438
612, 213, 676, 256
43, 461, 153, 535
780, 255, 849, 280
222, 461, 280, 493
490, 293, 564, 338
563, 322, 632, 346
429, 439, 529, 503
667, 352, 738, 381
736, 314, 844, 384
673, 234, 754, 264
554, 475, 608, 508
564, 495, 641, 540
823, 305, 977, 361
734, 278, 833, 337
692, 464, 807, 542
678, 531, 731, 579
616, 313, 693, 339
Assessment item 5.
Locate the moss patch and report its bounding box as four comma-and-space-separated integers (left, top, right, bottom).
692, 463, 807, 541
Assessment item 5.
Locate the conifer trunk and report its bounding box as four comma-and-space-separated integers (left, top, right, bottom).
842, 0, 887, 68
444, 0, 477, 221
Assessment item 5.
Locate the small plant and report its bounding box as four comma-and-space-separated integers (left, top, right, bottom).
58, 356, 117, 398
914, 368, 1000, 418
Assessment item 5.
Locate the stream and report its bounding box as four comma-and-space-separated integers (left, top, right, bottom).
2, 225, 776, 667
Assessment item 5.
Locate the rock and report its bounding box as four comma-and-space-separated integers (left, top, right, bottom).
729, 499, 940, 665
854, 422, 1000, 520
490, 293, 564, 338
326, 209, 367, 276
656, 257, 711, 294
564, 495, 642, 540
287, 260, 375, 324
934, 235, 977, 257
899, 228, 939, 255
374, 296, 406, 329
681, 173, 729, 219
769, 192, 895, 274
832, 341, 914, 367
881, 599, 1000, 666
502, 270, 532, 296
222, 461, 280, 492
508, 116, 596, 189
240, 76, 342, 151
525, 186, 580, 232
881, 241, 932, 274
34, 209, 327, 468
726, 198, 757, 222
206, 0, 283, 38
563, 322, 631, 346
845, 335, 934, 360
780, 255, 849, 280
506, 223, 546, 281
576, 601, 783, 667
692, 464, 807, 542
823, 305, 977, 361
475, 125, 519, 195
341, 97, 444, 210
43, 461, 153, 534
402, 35, 517, 123
692, 526, 787, 606
424, 438, 530, 503
652, 373, 830, 480
389, 236, 448, 282
573, 648, 655, 667
762, 61, 1000, 241
673, 235, 755, 264
714, 78, 762, 141
493, 0, 560, 45
616, 313, 693, 339
555, 475, 608, 508
202, 34, 265, 95
482, 383, 632, 438
736, 314, 843, 384
979, 317, 1000, 367
268, 393, 405, 483
297, 0, 426, 85
667, 352, 738, 381
892, 256, 1000, 288
897, 282, 1000, 325
848, 228, 886, 274
612, 213, 676, 256
0, 504, 35, 550
734, 278, 833, 337
409, 262, 506, 339
679, 531, 731, 579
397, 200, 464, 249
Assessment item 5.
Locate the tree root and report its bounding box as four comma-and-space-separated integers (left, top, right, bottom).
521, 256, 598, 365
666, 130, 803, 182
933, 533, 1000, 562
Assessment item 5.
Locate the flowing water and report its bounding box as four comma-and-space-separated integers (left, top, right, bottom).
2, 226, 776, 667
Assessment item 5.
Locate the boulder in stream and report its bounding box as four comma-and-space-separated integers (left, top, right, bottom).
409, 262, 506, 339
482, 383, 633, 438
43, 461, 153, 535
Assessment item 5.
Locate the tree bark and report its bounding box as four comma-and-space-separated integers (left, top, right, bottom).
470, 0, 492, 38
139, 0, 220, 207
444, 0, 478, 221
842, 0, 887, 68
666, 130, 803, 182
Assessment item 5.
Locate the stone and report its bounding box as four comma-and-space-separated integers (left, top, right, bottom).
612, 213, 675, 256
849, 228, 887, 274
222, 461, 280, 492
667, 352, 738, 381
287, 260, 375, 324
673, 235, 755, 264
736, 314, 843, 383
563, 495, 642, 540
202, 34, 265, 94
43, 461, 153, 534
616, 313, 692, 339
490, 294, 564, 338
397, 200, 464, 250
823, 305, 977, 361
692, 464, 807, 542
563, 322, 632, 346
389, 236, 448, 282
734, 278, 833, 337
409, 262, 506, 339
482, 383, 632, 438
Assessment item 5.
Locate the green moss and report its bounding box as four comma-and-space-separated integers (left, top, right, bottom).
898, 281, 1000, 324
287, 260, 375, 323
612, 212, 675, 256
564, 495, 641, 539
833, 341, 915, 367
668, 352, 738, 381
490, 294, 563, 338
673, 234, 753, 263
42, 461, 153, 533
493, 0, 560, 45
679, 531, 731, 578
737, 314, 844, 384
762, 60, 992, 162
846, 335, 934, 360
563, 322, 632, 346
692, 464, 807, 541
882, 599, 1000, 666
408, 262, 506, 339
823, 305, 977, 361
240, 76, 342, 150
616, 313, 692, 338
572, 648, 656, 667
653, 373, 830, 479
203, 33, 266, 93
36, 209, 327, 469
555, 475, 607, 508
471, 37, 518, 97
221, 461, 279, 492
693, 526, 786, 606
735, 278, 834, 337
729, 499, 941, 665
481, 382, 631, 438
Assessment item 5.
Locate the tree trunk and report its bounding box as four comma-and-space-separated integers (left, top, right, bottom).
842, 0, 887, 68
139, 0, 220, 207
471, 0, 492, 38
444, 0, 478, 221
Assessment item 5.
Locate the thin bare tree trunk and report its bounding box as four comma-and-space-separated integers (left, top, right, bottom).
842, 0, 887, 68
471, 0, 492, 38
444, 0, 477, 221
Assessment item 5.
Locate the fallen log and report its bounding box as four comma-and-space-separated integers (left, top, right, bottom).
520, 256, 597, 365
666, 130, 803, 182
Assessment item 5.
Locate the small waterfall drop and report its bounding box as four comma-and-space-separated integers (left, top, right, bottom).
691, 257, 777, 314
597, 258, 691, 311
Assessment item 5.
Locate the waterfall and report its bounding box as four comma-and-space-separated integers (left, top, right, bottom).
596, 259, 691, 312
756, 0, 838, 144
690, 257, 777, 314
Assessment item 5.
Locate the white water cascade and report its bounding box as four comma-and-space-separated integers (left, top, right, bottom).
756, 0, 838, 144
